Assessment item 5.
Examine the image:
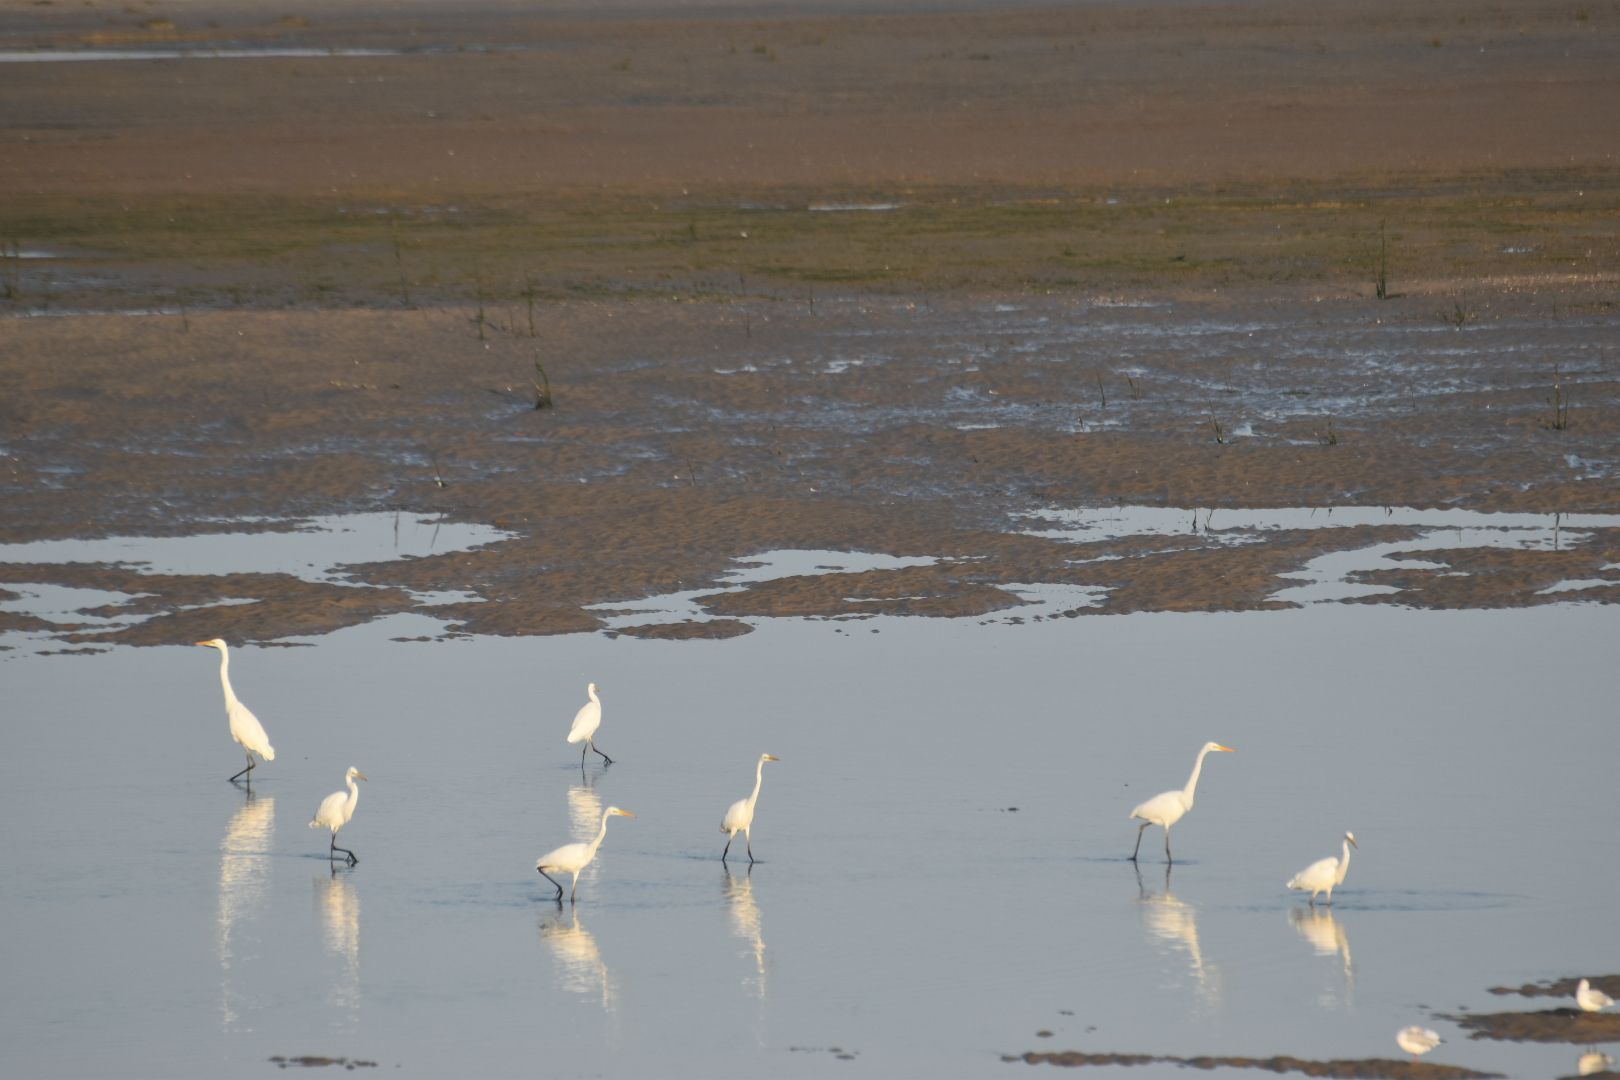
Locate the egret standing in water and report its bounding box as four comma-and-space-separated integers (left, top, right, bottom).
537, 806, 635, 903
721, 754, 780, 866
1577, 978, 1616, 1013
196, 638, 276, 783
1128, 741, 1235, 863
566, 682, 612, 767
1395, 1026, 1441, 1062
310, 767, 368, 865
1286, 832, 1358, 906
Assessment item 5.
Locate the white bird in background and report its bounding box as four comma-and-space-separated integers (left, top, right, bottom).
1395, 1026, 1442, 1062
566, 682, 612, 767
1286, 832, 1359, 906
310, 766, 368, 865
1128, 741, 1235, 863
196, 638, 276, 783
537, 806, 635, 903
1577, 978, 1616, 1013
721, 754, 780, 865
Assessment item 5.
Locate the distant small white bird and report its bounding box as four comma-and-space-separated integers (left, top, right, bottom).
1396, 1026, 1442, 1062
310, 766, 368, 864
1287, 832, 1359, 906
721, 754, 780, 865
1577, 978, 1616, 1013
196, 638, 276, 782
537, 806, 635, 903
566, 682, 612, 767
1128, 741, 1235, 863
1579, 1050, 1616, 1076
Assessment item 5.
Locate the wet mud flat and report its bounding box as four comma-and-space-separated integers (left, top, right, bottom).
1008, 1049, 1498, 1078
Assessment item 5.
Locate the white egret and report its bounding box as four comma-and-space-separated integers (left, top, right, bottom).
1577, 978, 1616, 1013
196, 638, 276, 782
566, 682, 612, 767
1395, 1026, 1442, 1062
537, 806, 635, 903
721, 754, 780, 865
1286, 832, 1359, 906
1128, 741, 1235, 863
310, 766, 368, 864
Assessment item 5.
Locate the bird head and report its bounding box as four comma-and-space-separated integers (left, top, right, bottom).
1345, 831, 1358, 848
606, 807, 635, 819
195, 638, 226, 650
1207, 742, 1236, 754
762, 753, 780, 763
348, 767, 369, 782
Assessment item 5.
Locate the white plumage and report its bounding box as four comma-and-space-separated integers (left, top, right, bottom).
1577, 978, 1615, 1013
1128, 741, 1235, 863
566, 682, 612, 766
721, 754, 780, 865
310, 766, 368, 864
196, 638, 275, 782
537, 806, 635, 903
1286, 832, 1358, 906
1395, 1026, 1441, 1061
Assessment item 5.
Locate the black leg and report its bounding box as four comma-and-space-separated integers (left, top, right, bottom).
746, 834, 755, 866
229, 754, 255, 783
580, 744, 588, 767
1164, 829, 1173, 864
537, 867, 564, 902
721, 834, 734, 863
329, 833, 357, 865
569, 874, 579, 904
1130, 822, 1148, 861
590, 740, 613, 766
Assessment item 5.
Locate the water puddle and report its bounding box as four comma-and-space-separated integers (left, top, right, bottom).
0, 512, 509, 656
0, 47, 409, 63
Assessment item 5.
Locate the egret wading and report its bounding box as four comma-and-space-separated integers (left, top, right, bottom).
1395, 1026, 1441, 1062
721, 754, 780, 865
1286, 832, 1358, 906
196, 639, 276, 783
566, 682, 612, 767
1128, 741, 1235, 863
537, 806, 635, 903
310, 766, 368, 864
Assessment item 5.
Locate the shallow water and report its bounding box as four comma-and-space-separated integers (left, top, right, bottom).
2, 592, 1616, 1078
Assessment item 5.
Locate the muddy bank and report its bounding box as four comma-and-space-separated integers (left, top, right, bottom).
1006, 1049, 1498, 1078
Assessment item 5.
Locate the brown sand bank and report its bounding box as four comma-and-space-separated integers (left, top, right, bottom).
1, 0, 1617, 646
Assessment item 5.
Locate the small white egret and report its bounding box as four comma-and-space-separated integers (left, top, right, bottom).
566, 682, 612, 767
537, 806, 635, 903
721, 754, 780, 865
1128, 741, 1235, 863
196, 638, 276, 782
1577, 978, 1616, 1013
1395, 1026, 1442, 1062
310, 766, 368, 864
1286, 832, 1359, 906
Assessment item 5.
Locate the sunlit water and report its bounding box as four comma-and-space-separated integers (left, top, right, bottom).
2, 589, 1616, 1078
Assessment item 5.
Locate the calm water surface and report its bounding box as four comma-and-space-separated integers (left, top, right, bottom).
2, 601, 1616, 1078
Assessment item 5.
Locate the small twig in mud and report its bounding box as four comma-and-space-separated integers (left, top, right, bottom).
1208, 411, 1227, 444
1441, 300, 1472, 330
1094, 371, 1108, 409
389, 216, 414, 309
522, 272, 539, 337
427, 451, 448, 489
743, 312, 752, 339
532, 353, 553, 410
1545, 365, 1572, 430
808, 286, 816, 313
1315, 419, 1338, 445
1126, 374, 1141, 400
2, 238, 19, 301
1375, 219, 1390, 300
472, 266, 488, 341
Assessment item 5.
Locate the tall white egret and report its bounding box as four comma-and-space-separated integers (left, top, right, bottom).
721, 754, 780, 865
1286, 832, 1358, 906
537, 806, 635, 903
196, 638, 276, 782
566, 682, 612, 767
1577, 978, 1616, 1013
1395, 1026, 1441, 1062
310, 766, 368, 864
1128, 741, 1235, 863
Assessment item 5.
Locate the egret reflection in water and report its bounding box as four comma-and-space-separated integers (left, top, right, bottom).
724, 869, 767, 1001
1288, 905, 1354, 1003
216, 791, 275, 1030
1134, 863, 1217, 1002
1579, 1050, 1616, 1076
315, 870, 361, 1027
540, 909, 616, 1013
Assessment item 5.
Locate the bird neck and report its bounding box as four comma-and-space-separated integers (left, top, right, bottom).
1181, 747, 1212, 805
347, 775, 361, 810
589, 811, 612, 855
749, 759, 768, 807
216, 649, 239, 704
1336, 839, 1353, 883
